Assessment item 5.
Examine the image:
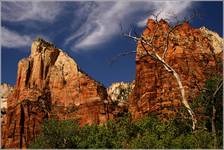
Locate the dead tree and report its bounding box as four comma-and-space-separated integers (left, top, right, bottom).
211, 79, 223, 148
116, 12, 202, 130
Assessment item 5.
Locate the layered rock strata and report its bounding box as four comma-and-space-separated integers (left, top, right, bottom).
128, 19, 223, 120
1, 39, 110, 148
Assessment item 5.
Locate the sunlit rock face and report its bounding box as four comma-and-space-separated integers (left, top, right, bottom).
1, 38, 110, 148
0, 83, 13, 110
107, 81, 135, 107
0, 83, 14, 127
200, 26, 224, 54
128, 19, 223, 120
1, 20, 223, 149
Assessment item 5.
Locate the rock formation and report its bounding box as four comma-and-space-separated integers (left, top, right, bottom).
1, 20, 223, 149
107, 81, 134, 106
106, 81, 135, 117
200, 26, 224, 54
0, 83, 14, 126
128, 19, 223, 120
1, 38, 111, 148
0, 83, 13, 111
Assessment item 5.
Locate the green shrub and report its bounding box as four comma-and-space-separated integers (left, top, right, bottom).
29, 119, 80, 148
29, 115, 222, 149
29, 76, 223, 149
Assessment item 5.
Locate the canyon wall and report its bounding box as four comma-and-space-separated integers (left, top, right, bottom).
128, 19, 223, 120
1, 39, 111, 148
1, 20, 223, 148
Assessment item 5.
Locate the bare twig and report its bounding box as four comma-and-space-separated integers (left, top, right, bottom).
124, 26, 197, 130
162, 24, 182, 59
109, 51, 136, 65
115, 11, 204, 130
213, 79, 223, 98
211, 79, 222, 148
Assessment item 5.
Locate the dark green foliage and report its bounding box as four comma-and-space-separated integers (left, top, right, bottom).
191, 75, 223, 148
29, 119, 80, 149
29, 77, 223, 149
29, 115, 222, 149
127, 116, 218, 149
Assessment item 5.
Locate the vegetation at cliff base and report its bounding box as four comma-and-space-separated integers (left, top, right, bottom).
29, 115, 222, 149
29, 77, 223, 149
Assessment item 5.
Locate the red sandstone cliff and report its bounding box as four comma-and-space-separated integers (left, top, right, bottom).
1, 19, 223, 149
128, 19, 223, 120
1, 39, 111, 148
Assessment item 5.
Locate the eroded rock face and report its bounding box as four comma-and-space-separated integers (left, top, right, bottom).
1, 39, 110, 148
128, 19, 223, 120
0, 83, 13, 110
0, 84, 14, 128
107, 81, 134, 107
200, 26, 224, 54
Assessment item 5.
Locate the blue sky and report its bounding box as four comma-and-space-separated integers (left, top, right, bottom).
1, 1, 223, 87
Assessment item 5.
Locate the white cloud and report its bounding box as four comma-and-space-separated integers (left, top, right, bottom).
2, 1, 63, 22
1, 1, 62, 49
66, 1, 146, 50
1, 27, 32, 48
66, 1, 192, 50
137, 1, 192, 27
1, 1, 193, 51
73, 2, 132, 49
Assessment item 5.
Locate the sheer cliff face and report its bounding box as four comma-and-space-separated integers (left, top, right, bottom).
11, 40, 107, 108
1, 39, 109, 148
128, 19, 223, 120
2, 20, 223, 149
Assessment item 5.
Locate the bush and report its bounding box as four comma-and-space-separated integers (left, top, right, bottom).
29, 119, 80, 148
29, 114, 222, 149
29, 77, 223, 149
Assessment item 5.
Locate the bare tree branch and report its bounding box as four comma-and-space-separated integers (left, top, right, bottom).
108, 51, 136, 65
123, 20, 197, 130
213, 79, 223, 98
211, 78, 222, 148
114, 11, 206, 130
162, 24, 182, 59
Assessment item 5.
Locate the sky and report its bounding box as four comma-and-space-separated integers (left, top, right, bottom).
1, 1, 223, 87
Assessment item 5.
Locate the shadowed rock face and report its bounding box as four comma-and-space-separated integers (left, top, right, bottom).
1, 39, 110, 148
128, 19, 223, 120
1, 20, 223, 149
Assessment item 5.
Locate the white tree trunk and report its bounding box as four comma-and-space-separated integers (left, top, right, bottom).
125, 33, 197, 130
154, 53, 197, 130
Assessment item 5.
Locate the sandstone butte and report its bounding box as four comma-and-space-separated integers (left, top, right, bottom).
1, 39, 123, 148
128, 19, 223, 120
1, 19, 223, 148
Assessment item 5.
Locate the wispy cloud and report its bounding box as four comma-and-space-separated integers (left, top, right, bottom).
66, 1, 150, 50
72, 2, 133, 49
137, 1, 192, 27
1, 1, 193, 51
65, 1, 192, 51
2, 1, 63, 22
1, 1, 64, 49
1, 27, 32, 48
